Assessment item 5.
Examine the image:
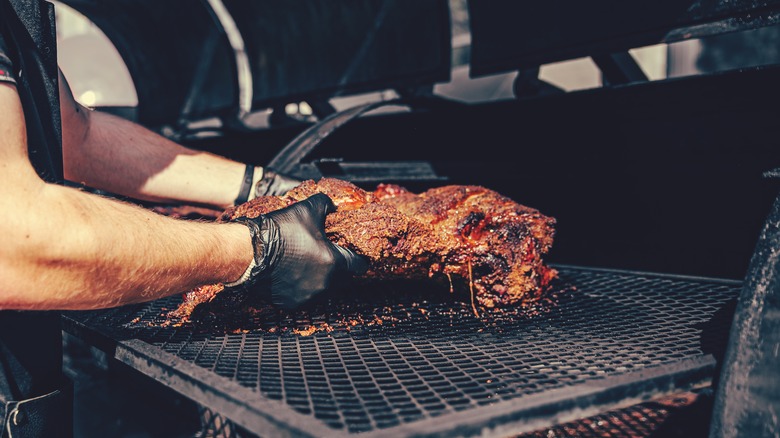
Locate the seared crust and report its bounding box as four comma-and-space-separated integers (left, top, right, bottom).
169, 178, 557, 322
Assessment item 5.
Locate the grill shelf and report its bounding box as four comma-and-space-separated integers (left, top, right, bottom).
61, 266, 741, 437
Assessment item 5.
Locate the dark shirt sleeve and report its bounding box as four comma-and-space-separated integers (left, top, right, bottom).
0, 32, 17, 84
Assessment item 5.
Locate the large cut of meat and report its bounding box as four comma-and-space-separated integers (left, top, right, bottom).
167, 178, 557, 322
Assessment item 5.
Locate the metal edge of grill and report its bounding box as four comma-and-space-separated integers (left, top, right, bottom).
60, 265, 742, 437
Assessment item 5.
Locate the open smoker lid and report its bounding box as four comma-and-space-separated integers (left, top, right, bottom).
468, 0, 780, 77
58, 0, 452, 129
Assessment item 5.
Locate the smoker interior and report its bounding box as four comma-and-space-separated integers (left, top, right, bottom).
188, 65, 780, 282
62, 63, 779, 437
51, 0, 780, 434
62, 266, 740, 436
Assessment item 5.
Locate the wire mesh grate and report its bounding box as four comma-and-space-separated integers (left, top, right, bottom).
516, 391, 707, 438
63, 267, 740, 435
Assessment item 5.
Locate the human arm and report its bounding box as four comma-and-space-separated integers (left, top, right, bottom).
0, 81, 254, 310
58, 70, 299, 209
2, 80, 360, 311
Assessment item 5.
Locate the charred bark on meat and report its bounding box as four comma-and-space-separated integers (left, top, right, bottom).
166, 178, 557, 323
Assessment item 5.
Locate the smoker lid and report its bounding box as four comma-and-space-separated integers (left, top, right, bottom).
57, 0, 452, 129
468, 0, 780, 77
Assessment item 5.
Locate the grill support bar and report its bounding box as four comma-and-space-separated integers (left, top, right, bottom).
370, 356, 715, 438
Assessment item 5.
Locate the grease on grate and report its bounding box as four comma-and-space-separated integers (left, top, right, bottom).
143, 278, 575, 336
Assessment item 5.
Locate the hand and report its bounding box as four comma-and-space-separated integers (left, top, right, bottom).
255, 167, 302, 197
230, 193, 368, 309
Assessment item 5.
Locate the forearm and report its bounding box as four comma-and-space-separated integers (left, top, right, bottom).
0, 183, 252, 310
63, 109, 250, 209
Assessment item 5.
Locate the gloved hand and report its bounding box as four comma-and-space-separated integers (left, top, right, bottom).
227, 193, 368, 309
255, 167, 303, 197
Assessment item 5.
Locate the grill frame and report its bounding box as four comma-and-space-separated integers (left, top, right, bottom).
61, 265, 741, 437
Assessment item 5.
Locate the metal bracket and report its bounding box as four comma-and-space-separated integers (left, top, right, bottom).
268, 96, 462, 176
591, 52, 649, 86
513, 67, 565, 98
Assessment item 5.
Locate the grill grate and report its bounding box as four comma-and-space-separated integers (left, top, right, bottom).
62, 266, 740, 436
517, 391, 706, 438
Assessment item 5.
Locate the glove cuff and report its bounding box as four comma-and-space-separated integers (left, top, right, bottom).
253, 168, 278, 198
223, 219, 263, 287
223, 257, 256, 287
227, 216, 279, 290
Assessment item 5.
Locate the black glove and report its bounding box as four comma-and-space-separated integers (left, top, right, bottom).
229, 193, 368, 309
255, 167, 302, 197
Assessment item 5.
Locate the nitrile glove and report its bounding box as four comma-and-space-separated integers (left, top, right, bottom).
226, 193, 367, 309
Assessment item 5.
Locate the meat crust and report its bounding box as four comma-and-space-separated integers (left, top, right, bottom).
167, 178, 557, 322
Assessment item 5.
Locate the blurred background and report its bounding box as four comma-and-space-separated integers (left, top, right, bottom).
52, 0, 780, 116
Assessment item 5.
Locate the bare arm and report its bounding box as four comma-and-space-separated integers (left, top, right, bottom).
59, 70, 251, 209
0, 82, 253, 310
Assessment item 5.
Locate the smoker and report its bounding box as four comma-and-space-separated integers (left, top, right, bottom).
59, 0, 780, 436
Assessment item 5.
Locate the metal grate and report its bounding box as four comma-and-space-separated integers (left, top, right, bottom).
62, 266, 740, 437
517, 391, 706, 438
194, 391, 707, 438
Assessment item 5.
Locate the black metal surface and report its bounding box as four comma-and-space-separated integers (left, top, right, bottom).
710, 188, 780, 438
591, 53, 649, 86
268, 96, 459, 181
269, 99, 409, 176
468, 0, 780, 76
59, 0, 234, 128
61, 0, 451, 129
224, 0, 452, 107
62, 266, 740, 437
